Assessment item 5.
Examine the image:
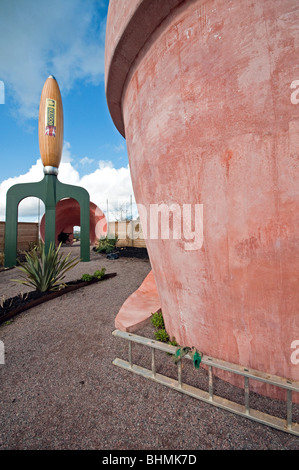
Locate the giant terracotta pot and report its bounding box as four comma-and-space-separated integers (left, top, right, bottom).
105, 0, 299, 399
40, 198, 107, 245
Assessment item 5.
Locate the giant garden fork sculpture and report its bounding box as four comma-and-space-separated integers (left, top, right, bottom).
5, 76, 90, 267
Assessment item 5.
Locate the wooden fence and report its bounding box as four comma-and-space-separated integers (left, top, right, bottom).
108, 220, 146, 248
0, 222, 39, 252
0, 220, 146, 252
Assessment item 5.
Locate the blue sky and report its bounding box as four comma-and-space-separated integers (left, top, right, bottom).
0, 0, 135, 221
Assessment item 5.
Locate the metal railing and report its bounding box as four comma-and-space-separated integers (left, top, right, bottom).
112, 329, 299, 436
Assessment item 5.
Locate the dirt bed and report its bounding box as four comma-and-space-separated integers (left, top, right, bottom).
0, 245, 298, 450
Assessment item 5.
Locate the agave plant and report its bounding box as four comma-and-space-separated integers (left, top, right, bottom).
12, 241, 80, 292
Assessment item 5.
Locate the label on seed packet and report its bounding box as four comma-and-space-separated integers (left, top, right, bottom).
45, 98, 56, 136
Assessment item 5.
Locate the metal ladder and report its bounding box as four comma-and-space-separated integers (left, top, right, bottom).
112, 329, 299, 436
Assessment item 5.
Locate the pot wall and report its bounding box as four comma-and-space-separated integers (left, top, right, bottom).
106, 0, 299, 397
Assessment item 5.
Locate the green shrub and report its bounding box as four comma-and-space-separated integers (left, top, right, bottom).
151, 309, 177, 346
95, 236, 117, 254
81, 268, 106, 282
93, 268, 106, 279
154, 328, 169, 343
12, 242, 80, 292
150, 310, 165, 329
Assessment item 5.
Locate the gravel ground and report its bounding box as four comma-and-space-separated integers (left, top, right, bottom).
0, 245, 298, 451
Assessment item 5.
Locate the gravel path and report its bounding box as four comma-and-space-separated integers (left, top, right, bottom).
0, 245, 298, 450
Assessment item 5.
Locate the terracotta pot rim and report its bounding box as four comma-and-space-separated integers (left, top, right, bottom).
105, 0, 184, 137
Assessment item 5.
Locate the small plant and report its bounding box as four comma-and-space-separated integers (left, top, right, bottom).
154, 328, 169, 343
0, 252, 4, 267
17, 242, 40, 264
150, 309, 180, 350
150, 310, 202, 369
150, 309, 172, 344
27, 241, 39, 252
150, 310, 165, 329
12, 241, 80, 292
81, 273, 93, 282
93, 268, 106, 279
81, 268, 106, 282
95, 236, 118, 254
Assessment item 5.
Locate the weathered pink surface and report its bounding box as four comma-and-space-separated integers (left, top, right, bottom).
105, 0, 184, 136
40, 198, 107, 245
106, 0, 299, 399
115, 270, 160, 332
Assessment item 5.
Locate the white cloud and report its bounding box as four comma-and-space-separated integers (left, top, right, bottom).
61, 141, 73, 164
0, 143, 136, 222
114, 143, 125, 153
0, 159, 45, 221
98, 160, 113, 170
80, 165, 134, 210
0, 0, 106, 120
80, 156, 94, 166
59, 162, 81, 187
